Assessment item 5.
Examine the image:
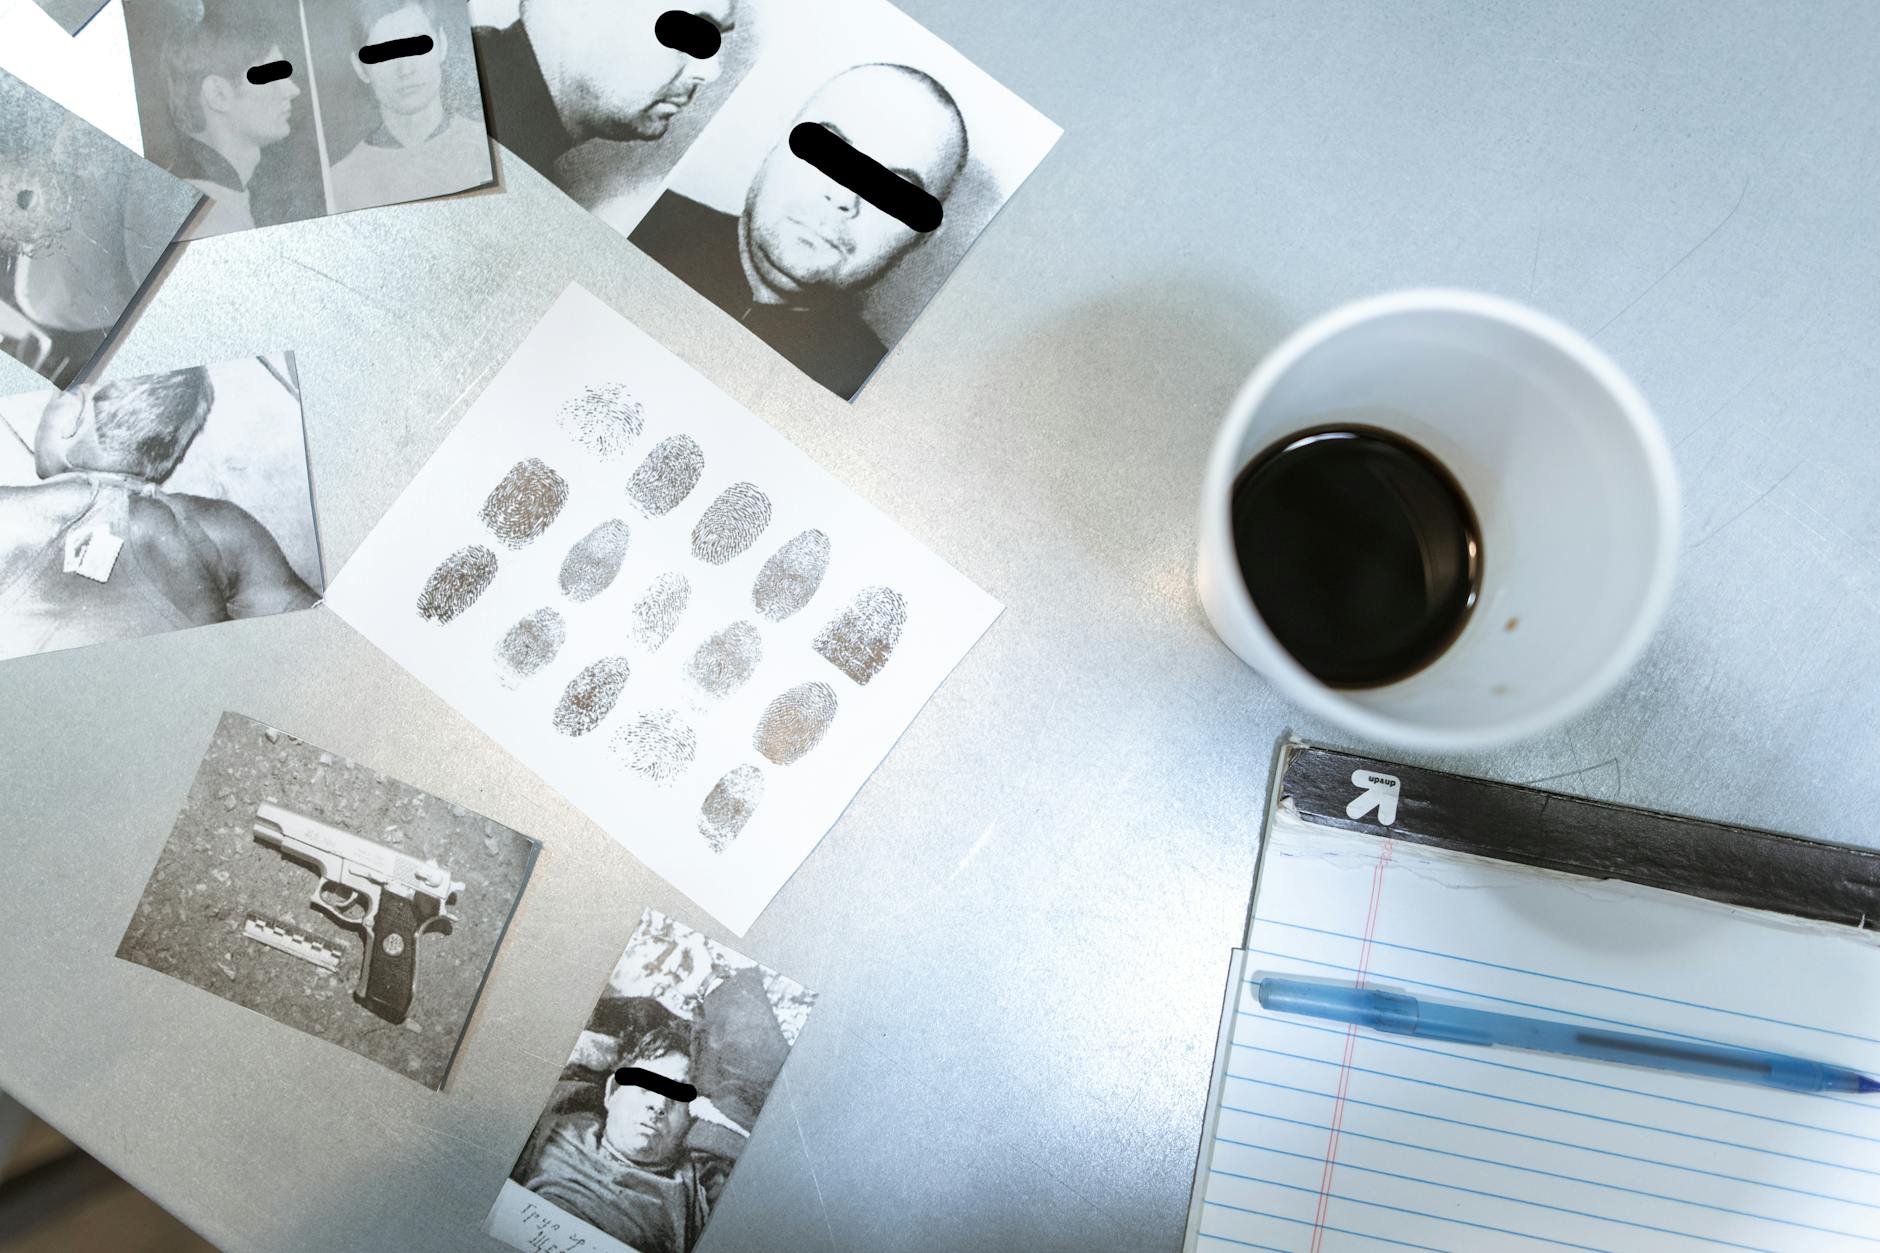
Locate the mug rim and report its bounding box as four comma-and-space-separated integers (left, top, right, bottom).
1199, 287, 1681, 752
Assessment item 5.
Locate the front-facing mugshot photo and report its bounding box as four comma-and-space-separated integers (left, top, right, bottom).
625, 0, 1061, 400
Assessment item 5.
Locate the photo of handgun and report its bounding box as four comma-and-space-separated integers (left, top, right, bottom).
252, 803, 464, 1023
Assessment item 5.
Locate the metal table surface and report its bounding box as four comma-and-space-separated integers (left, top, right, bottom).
3, 2, 1879, 1250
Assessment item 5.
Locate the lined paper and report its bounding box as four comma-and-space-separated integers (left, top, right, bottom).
1188, 811, 1880, 1253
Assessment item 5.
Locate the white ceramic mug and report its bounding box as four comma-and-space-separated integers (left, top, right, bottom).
1197, 289, 1680, 752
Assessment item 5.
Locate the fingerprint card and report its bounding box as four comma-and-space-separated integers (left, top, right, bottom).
485, 908, 816, 1253
325, 282, 1000, 934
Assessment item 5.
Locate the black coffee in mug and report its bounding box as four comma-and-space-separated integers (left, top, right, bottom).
1229, 426, 1482, 688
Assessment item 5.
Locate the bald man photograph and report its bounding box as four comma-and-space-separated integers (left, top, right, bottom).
631, 63, 968, 399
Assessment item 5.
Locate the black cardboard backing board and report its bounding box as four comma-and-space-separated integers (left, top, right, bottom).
1279, 744, 1880, 931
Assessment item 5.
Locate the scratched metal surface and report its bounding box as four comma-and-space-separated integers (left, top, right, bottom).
1, 2, 1878, 1250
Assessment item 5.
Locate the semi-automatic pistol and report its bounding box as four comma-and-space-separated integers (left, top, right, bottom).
252, 803, 464, 1023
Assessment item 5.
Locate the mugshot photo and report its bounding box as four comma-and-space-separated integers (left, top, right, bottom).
468, 0, 771, 233
304, 0, 493, 213
488, 908, 816, 1253
123, 0, 493, 235
0, 354, 323, 662
628, 0, 1062, 400
116, 712, 540, 1089
0, 68, 200, 389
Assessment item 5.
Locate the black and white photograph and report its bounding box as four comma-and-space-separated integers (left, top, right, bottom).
0, 66, 200, 388
307, 0, 493, 213
27, 0, 108, 35
485, 907, 816, 1253
0, 354, 322, 661
468, 0, 757, 227
628, 0, 1061, 400
123, 0, 494, 235
116, 711, 542, 1090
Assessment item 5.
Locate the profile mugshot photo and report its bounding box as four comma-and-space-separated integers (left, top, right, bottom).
627, 0, 1060, 399
469, 0, 754, 218
131, 0, 323, 234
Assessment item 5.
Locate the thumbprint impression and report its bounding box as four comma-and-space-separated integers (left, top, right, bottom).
558, 382, 642, 459
814, 586, 907, 685
690, 482, 771, 565
699, 765, 764, 852
416, 544, 497, 623
684, 621, 763, 699
560, 519, 631, 602
495, 608, 566, 687
615, 709, 697, 783
753, 681, 838, 765
752, 529, 830, 622
552, 657, 631, 736
626, 435, 705, 517
631, 572, 690, 652
480, 458, 569, 549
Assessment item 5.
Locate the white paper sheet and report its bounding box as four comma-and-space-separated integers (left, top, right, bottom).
325, 283, 1000, 933
1189, 810, 1880, 1252
0, 0, 139, 149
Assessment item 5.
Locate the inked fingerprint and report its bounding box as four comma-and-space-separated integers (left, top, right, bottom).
631, 573, 690, 652
752, 681, 837, 765
814, 586, 907, 685
690, 482, 771, 565
495, 608, 566, 687
481, 458, 569, 549
416, 544, 498, 623
698, 764, 763, 852
752, 529, 830, 622
683, 621, 763, 699
614, 709, 697, 783
558, 383, 642, 459
626, 435, 705, 517
560, 519, 631, 602
552, 657, 631, 736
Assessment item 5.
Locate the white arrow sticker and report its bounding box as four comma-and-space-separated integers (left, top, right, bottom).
1346, 770, 1402, 826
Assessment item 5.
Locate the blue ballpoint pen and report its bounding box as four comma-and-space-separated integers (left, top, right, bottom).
1254, 975, 1880, 1095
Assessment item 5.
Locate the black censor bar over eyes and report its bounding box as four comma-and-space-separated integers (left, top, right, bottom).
788, 123, 943, 233
655, 10, 721, 59
246, 60, 293, 85
359, 34, 434, 64
616, 1066, 698, 1104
